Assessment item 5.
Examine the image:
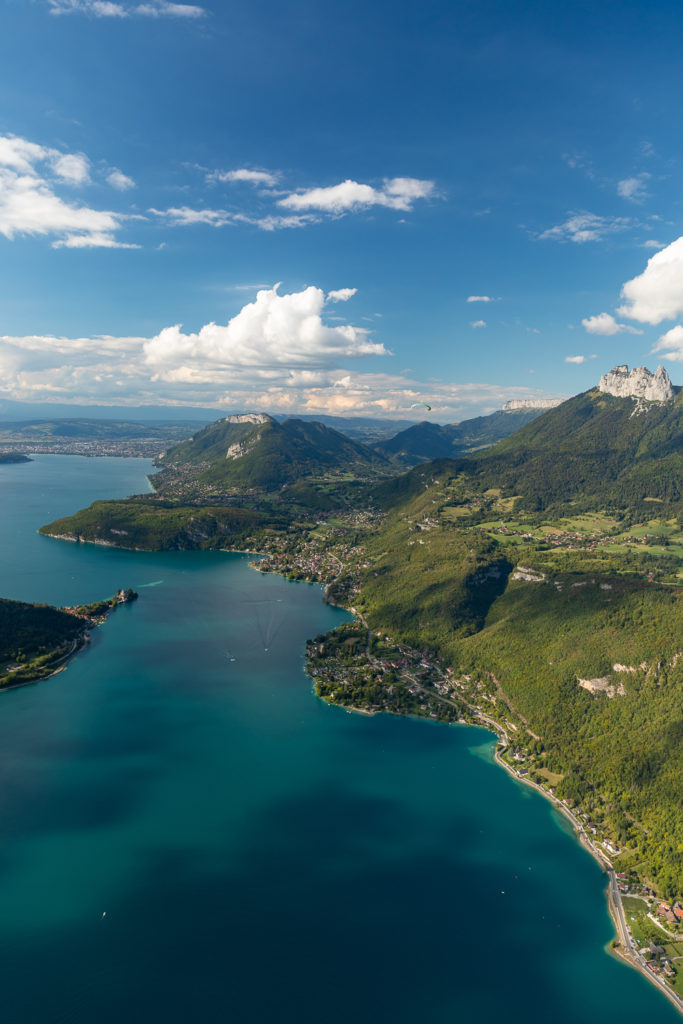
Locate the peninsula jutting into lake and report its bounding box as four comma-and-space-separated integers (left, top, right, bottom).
4, 1, 683, 1016
35, 371, 683, 1012
0, 451, 680, 1024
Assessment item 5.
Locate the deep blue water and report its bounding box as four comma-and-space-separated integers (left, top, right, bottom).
0, 455, 678, 1023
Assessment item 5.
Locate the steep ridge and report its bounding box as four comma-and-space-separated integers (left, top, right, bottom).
464, 385, 682, 510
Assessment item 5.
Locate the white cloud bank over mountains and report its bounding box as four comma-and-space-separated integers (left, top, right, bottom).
0, 283, 561, 416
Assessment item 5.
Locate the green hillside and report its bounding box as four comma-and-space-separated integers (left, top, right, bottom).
375, 408, 544, 466
40, 498, 287, 550
38, 391, 683, 895
156, 414, 390, 492
371, 388, 682, 516
469, 388, 683, 510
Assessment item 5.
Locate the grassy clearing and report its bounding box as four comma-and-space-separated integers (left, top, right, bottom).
441, 506, 474, 520
535, 766, 564, 786
557, 512, 620, 533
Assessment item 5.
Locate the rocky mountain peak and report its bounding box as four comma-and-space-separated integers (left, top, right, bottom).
220, 413, 272, 425
598, 365, 674, 402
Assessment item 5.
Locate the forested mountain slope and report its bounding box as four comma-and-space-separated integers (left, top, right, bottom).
156, 414, 390, 491
374, 408, 545, 465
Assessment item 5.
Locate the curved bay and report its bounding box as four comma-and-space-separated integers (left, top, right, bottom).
0, 456, 678, 1023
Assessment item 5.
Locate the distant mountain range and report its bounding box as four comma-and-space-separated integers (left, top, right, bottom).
152, 403, 569, 490
373, 408, 546, 466
0, 418, 209, 441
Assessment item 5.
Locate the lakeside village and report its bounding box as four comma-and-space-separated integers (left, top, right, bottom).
252, 528, 683, 1000
304, 621, 683, 996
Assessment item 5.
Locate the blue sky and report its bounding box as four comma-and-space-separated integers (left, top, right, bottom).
0, 0, 682, 420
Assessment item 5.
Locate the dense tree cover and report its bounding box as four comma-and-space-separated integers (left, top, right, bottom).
370, 389, 682, 516
0, 453, 31, 463
40, 499, 291, 550
462, 577, 683, 896
158, 415, 390, 492
0, 592, 137, 689
373, 408, 544, 465
0, 598, 83, 665
353, 496, 683, 894
467, 389, 683, 512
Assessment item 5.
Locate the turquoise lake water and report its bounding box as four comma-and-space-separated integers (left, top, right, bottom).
0, 455, 678, 1023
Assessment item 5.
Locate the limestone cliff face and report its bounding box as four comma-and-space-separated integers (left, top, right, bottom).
598, 365, 674, 402
220, 413, 272, 425
502, 398, 563, 411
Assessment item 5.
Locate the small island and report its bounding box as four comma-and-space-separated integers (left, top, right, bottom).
0, 589, 138, 689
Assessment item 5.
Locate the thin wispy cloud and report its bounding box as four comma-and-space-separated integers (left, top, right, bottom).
617, 173, 650, 202
467, 295, 494, 303
538, 212, 631, 244
149, 207, 317, 231
149, 206, 233, 227
149, 172, 435, 233
48, 0, 206, 17
208, 168, 280, 188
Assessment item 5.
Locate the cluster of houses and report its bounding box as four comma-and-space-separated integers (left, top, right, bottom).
657, 901, 683, 927
644, 944, 677, 977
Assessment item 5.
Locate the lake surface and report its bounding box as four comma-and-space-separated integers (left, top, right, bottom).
0, 455, 678, 1023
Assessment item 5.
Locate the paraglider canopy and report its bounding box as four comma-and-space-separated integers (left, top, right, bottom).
410, 402, 432, 411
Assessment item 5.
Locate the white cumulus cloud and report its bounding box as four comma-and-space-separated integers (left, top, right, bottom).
107, 169, 136, 190
470, 320, 486, 328
327, 288, 357, 303
467, 295, 493, 303
581, 312, 642, 335
565, 355, 586, 364
143, 284, 389, 381
0, 133, 134, 248
52, 152, 90, 184
278, 177, 435, 214
652, 325, 683, 362
617, 236, 683, 324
